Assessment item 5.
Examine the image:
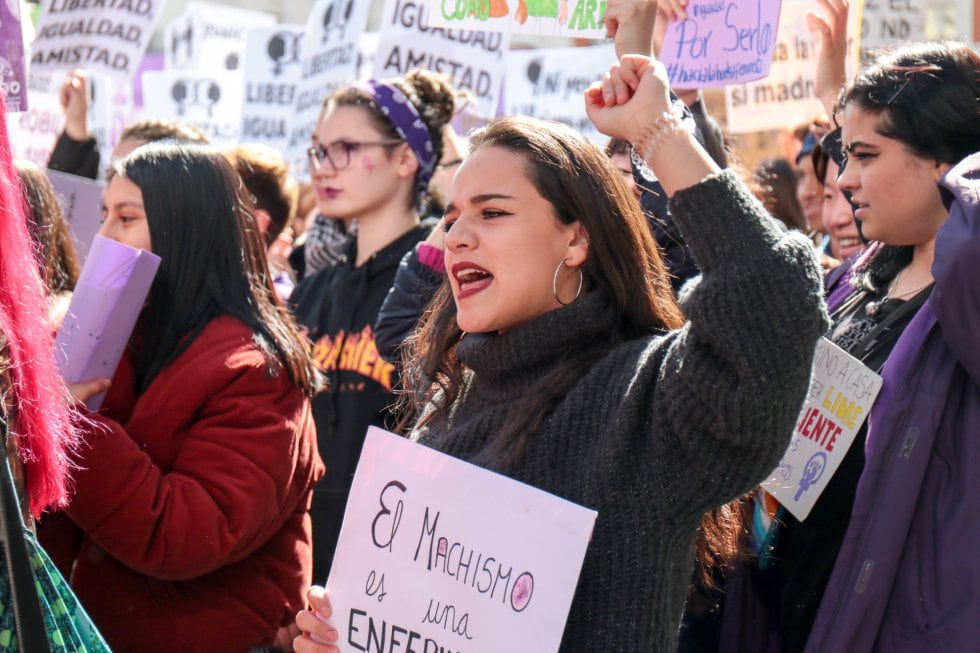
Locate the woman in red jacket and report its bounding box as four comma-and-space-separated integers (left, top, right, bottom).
40, 141, 324, 653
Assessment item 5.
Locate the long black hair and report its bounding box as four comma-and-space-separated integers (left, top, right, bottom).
112, 141, 320, 396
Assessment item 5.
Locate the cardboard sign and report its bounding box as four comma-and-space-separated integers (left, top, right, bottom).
164, 2, 276, 72
55, 235, 160, 411
374, 0, 510, 120
46, 169, 105, 265
762, 338, 883, 521
327, 427, 597, 653
426, 0, 608, 39
7, 89, 64, 167
140, 69, 243, 148
30, 0, 166, 82
88, 71, 139, 175
1, 0, 29, 112
860, 0, 924, 56
724, 0, 861, 133
504, 44, 615, 145
241, 25, 305, 173
660, 0, 783, 88
287, 0, 370, 181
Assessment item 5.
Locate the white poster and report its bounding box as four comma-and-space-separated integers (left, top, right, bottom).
724, 0, 861, 134
87, 72, 139, 175
504, 44, 616, 145
860, 0, 925, 56
762, 338, 883, 521
241, 25, 305, 172
426, 0, 608, 39
7, 89, 64, 167
327, 427, 597, 653
375, 0, 510, 119
140, 70, 243, 148
164, 2, 276, 72
30, 0, 166, 81
288, 0, 370, 180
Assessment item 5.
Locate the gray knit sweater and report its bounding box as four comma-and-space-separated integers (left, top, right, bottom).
414, 169, 829, 652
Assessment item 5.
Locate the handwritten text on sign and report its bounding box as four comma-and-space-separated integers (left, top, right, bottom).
660, 0, 782, 88
762, 337, 882, 521
326, 427, 597, 653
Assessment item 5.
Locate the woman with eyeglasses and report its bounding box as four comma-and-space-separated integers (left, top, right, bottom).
289, 69, 457, 586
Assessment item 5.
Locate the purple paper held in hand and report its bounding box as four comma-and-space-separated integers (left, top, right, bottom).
54, 235, 161, 411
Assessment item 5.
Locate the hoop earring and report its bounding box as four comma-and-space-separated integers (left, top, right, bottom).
553, 258, 584, 306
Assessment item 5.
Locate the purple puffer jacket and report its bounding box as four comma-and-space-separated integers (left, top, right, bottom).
805, 152, 980, 651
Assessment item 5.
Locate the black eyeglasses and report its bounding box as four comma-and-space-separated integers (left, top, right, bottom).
307, 139, 403, 172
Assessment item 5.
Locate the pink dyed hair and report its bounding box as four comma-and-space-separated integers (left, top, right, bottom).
0, 92, 76, 517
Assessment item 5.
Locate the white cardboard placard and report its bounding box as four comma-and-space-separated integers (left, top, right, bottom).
326, 426, 597, 653
762, 337, 883, 521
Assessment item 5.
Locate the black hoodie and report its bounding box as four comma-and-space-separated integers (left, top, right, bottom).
289, 222, 430, 580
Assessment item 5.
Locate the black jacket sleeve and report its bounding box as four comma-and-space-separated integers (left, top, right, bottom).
375, 244, 445, 362
47, 132, 100, 179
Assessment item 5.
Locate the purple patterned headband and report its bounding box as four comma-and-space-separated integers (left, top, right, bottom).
354, 79, 436, 199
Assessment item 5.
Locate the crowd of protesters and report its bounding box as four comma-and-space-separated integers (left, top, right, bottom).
0, 0, 976, 651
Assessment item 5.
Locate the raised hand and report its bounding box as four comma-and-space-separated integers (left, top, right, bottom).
59, 69, 91, 142
585, 55, 673, 142
805, 0, 849, 121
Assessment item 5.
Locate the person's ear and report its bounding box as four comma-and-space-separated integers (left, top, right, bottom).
933, 160, 952, 182
564, 222, 590, 267
395, 143, 420, 181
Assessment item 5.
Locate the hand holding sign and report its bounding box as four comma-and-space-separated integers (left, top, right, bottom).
293, 586, 340, 652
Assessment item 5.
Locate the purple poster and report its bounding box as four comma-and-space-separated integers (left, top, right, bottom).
0, 0, 29, 112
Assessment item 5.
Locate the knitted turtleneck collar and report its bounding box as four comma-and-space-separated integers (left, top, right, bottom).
454, 291, 612, 397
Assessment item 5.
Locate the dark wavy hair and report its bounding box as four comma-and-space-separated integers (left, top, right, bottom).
836, 41, 980, 291
15, 159, 80, 295
111, 141, 320, 397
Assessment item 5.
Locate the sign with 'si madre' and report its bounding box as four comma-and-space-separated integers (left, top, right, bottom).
325, 427, 597, 653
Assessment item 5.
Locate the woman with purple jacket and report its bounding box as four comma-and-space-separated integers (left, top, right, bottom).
803, 43, 980, 650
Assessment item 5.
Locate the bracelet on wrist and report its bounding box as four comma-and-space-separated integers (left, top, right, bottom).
629, 100, 695, 182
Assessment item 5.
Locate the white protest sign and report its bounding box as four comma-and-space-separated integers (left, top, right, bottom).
88, 71, 139, 176
30, 0, 166, 82
860, 0, 925, 55
426, 0, 608, 39
327, 427, 597, 653
660, 0, 782, 88
762, 338, 883, 521
505, 44, 615, 145
140, 70, 243, 148
7, 90, 64, 166
287, 0, 370, 181
724, 0, 861, 134
241, 25, 305, 173
375, 0, 510, 119
164, 2, 276, 72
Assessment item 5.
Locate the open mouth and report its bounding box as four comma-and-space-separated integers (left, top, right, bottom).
453, 264, 493, 299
